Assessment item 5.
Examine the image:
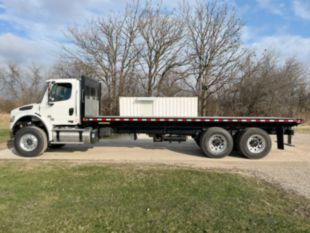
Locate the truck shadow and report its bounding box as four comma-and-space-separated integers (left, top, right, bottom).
46, 139, 245, 159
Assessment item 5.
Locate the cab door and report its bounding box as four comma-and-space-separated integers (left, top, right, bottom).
41, 81, 77, 125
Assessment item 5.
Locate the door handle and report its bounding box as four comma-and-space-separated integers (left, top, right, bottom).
69, 108, 74, 116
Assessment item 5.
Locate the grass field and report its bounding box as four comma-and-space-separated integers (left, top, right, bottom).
0, 162, 309, 233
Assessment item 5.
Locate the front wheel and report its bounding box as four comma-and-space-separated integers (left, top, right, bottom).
237, 128, 271, 159
14, 126, 48, 157
200, 127, 233, 158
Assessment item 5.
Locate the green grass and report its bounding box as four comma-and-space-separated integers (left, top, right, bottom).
0, 128, 10, 143
0, 162, 309, 233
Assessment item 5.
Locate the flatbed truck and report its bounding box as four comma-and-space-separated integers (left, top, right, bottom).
9, 76, 303, 159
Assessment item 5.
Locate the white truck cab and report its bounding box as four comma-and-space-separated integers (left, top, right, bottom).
42, 79, 81, 126
10, 79, 80, 138
10, 77, 100, 156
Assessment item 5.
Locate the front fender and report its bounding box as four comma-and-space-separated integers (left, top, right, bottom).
10, 114, 53, 141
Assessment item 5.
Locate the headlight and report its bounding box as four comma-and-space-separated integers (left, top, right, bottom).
10, 116, 15, 123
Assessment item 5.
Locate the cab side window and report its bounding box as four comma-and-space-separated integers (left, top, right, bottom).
49, 83, 72, 102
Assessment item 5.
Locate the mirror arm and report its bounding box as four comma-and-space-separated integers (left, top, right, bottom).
47, 81, 55, 106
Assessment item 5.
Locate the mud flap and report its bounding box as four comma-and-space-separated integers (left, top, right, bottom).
286, 128, 294, 147
276, 127, 284, 150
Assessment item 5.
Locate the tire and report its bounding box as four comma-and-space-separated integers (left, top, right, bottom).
200, 127, 233, 158
14, 126, 48, 157
48, 144, 65, 149
238, 128, 271, 159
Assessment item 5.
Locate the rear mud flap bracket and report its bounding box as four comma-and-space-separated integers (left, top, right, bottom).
276, 127, 284, 150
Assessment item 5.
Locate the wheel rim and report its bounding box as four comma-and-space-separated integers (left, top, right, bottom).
19, 134, 38, 152
247, 134, 266, 154
208, 134, 227, 154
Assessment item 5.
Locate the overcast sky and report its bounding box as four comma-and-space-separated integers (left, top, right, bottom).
0, 0, 310, 67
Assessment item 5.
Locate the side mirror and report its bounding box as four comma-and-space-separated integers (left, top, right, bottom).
47, 82, 55, 105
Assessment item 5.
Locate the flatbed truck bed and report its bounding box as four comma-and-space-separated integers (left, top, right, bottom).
83, 116, 302, 124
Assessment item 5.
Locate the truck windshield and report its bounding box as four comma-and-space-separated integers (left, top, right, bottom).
49, 83, 72, 102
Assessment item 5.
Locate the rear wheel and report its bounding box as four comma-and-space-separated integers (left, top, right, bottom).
14, 126, 47, 157
237, 128, 271, 159
200, 127, 233, 158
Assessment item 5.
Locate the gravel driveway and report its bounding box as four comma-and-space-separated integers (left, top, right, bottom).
1, 133, 310, 198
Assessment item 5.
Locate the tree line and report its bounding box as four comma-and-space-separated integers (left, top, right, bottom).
0, 0, 309, 120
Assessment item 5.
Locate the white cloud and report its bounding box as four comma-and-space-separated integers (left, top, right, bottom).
2, 0, 100, 24
0, 0, 105, 41
0, 33, 58, 66
249, 34, 310, 64
241, 26, 264, 43
241, 24, 310, 65
0, 0, 179, 66
293, 0, 310, 20
0, 0, 111, 65
256, 0, 286, 15
0, 0, 309, 67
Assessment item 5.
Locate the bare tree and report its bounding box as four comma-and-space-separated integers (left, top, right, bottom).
218, 51, 309, 117
49, 60, 97, 79
27, 64, 46, 103
0, 63, 46, 112
137, 2, 185, 96
182, 0, 242, 115
156, 69, 191, 97
65, 3, 141, 114
60, 0, 309, 121
276, 57, 309, 117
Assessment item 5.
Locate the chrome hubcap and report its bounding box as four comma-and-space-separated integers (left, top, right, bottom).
247, 135, 266, 153
208, 134, 227, 154
19, 134, 38, 152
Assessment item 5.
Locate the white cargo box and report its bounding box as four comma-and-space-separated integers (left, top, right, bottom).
119, 97, 198, 117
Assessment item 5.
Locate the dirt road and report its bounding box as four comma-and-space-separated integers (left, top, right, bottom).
1, 133, 310, 198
